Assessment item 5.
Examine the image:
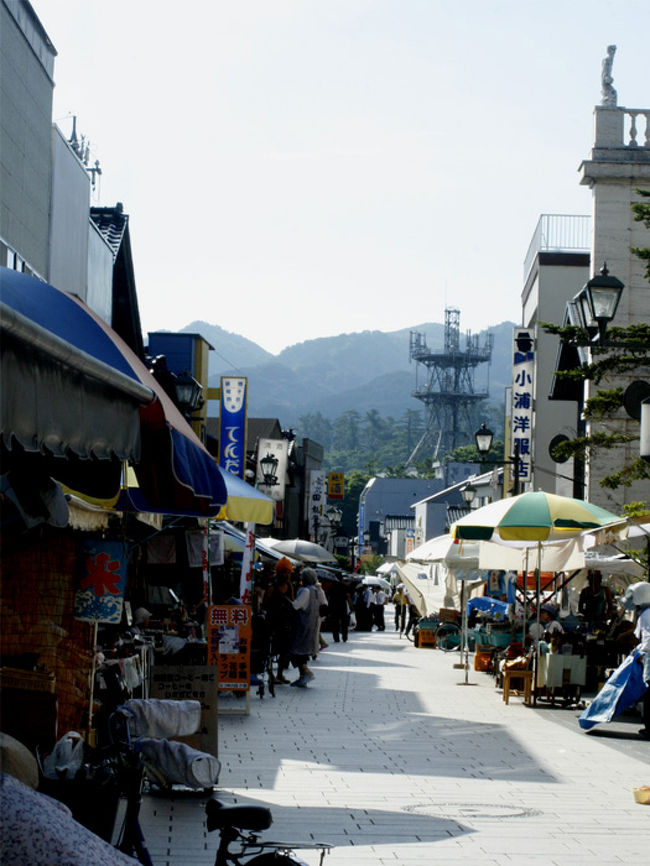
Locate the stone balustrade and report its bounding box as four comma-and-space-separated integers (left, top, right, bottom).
593, 104, 650, 151
623, 108, 650, 147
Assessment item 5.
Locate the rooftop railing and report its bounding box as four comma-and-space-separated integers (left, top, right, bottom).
622, 108, 650, 148
523, 214, 591, 282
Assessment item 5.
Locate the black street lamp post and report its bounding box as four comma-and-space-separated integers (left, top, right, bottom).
474, 422, 521, 497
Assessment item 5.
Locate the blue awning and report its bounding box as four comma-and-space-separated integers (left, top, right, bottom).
1, 268, 226, 513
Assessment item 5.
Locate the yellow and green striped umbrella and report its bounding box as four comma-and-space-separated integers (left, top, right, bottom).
451, 491, 621, 543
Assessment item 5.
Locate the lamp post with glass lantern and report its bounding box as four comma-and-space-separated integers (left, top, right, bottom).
566, 264, 650, 480
258, 452, 279, 488
473, 422, 521, 497
460, 481, 476, 511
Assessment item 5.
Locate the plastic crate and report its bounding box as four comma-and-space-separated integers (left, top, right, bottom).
417, 629, 437, 648
488, 630, 514, 648
474, 650, 492, 671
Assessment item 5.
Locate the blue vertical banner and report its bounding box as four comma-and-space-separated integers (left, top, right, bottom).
74, 540, 127, 623
219, 377, 248, 478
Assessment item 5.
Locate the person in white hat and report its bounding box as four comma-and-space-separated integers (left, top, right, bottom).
621, 582, 650, 739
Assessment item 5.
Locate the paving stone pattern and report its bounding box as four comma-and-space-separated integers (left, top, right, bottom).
139, 620, 650, 866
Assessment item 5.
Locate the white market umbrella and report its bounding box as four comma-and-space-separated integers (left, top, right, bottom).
263, 537, 336, 564
361, 575, 392, 592
451, 491, 622, 703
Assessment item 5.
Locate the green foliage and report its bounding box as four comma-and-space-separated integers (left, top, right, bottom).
583, 388, 624, 420
448, 439, 505, 465
632, 189, 650, 280
358, 554, 384, 575
337, 469, 371, 537
622, 502, 650, 519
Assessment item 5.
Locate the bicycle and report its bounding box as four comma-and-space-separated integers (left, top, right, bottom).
435, 621, 462, 652
42, 700, 330, 866
206, 798, 331, 865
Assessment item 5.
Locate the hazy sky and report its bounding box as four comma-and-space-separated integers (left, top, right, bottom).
37, 1, 649, 354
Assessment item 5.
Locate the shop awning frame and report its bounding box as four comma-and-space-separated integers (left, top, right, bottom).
1, 268, 227, 513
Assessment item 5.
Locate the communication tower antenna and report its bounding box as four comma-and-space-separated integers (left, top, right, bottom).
408, 307, 492, 465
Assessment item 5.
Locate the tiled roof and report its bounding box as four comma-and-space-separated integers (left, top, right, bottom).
90, 203, 128, 256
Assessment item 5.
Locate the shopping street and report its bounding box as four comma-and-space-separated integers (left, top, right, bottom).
140, 622, 650, 866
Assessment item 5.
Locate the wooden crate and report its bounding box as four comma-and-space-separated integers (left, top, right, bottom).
438, 608, 460, 623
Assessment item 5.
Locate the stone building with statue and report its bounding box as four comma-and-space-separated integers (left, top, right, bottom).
522, 46, 650, 508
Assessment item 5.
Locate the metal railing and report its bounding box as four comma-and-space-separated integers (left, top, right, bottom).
523, 214, 591, 282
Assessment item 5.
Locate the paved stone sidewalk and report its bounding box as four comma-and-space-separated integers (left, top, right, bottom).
140, 624, 650, 866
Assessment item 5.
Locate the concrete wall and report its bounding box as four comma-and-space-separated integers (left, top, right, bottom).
580, 106, 650, 508
523, 255, 590, 495
48, 126, 91, 298
0, 0, 55, 276
87, 220, 114, 323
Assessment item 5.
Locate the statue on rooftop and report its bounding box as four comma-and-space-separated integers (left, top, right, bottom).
601, 45, 617, 107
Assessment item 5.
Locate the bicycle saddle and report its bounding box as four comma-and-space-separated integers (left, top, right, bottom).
206, 798, 273, 832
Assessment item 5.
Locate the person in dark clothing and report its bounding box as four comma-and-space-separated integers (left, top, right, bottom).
404, 603, 419, 639
579, 570, 614, 626
326, 579, 350, 643
354, 585, 371, 631
263, 559, 295, 684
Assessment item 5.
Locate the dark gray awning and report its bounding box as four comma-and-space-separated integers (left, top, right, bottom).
1, 299, 151, 462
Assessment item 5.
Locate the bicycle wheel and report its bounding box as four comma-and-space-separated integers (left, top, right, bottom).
435, 623, 461, 652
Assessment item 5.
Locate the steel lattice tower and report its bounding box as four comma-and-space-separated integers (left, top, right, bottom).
408, 308, 492, 464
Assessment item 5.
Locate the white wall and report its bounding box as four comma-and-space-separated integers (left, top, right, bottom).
48, 126, 90, 299
86, 221, 114, 323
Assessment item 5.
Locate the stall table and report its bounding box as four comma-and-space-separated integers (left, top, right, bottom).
537, 653, 586, 705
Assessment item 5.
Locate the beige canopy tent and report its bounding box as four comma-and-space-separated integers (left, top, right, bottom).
400, 534, 485, 617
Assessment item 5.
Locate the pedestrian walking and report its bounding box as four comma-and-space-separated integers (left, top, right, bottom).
392, 584, 409, 634
288, 568, 322, 687
373, 587, 386, 631
326, 578, 350, 643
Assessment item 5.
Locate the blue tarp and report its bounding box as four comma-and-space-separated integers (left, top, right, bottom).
467, 596, 510, 618
579, 650, 648, 730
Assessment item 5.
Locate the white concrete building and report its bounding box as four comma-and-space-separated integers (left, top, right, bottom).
521, 215, 591, 496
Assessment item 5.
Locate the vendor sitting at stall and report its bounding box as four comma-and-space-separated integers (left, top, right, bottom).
579, 570, 614, 626
529, 602, 564, 644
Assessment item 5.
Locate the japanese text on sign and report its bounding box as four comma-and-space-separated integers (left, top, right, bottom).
207, 605, 251, 692
511, 328, 535, 486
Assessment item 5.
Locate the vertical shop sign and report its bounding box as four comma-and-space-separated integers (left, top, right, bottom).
201, 522, 210, 605
256, 438, 288, 501
405, 528, 415, 555
219, 377, 248, 478
327, 472, 344, 500
74, 540, 127, 623
511, 329, 535, 490
305, 469, 326, 540
207, 604, 251, 691
239, 522, 255, 605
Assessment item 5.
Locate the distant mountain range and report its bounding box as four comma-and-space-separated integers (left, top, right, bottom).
179, 320, 517, 426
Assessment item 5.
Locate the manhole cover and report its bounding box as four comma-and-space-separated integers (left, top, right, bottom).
404, 802, 542, 821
